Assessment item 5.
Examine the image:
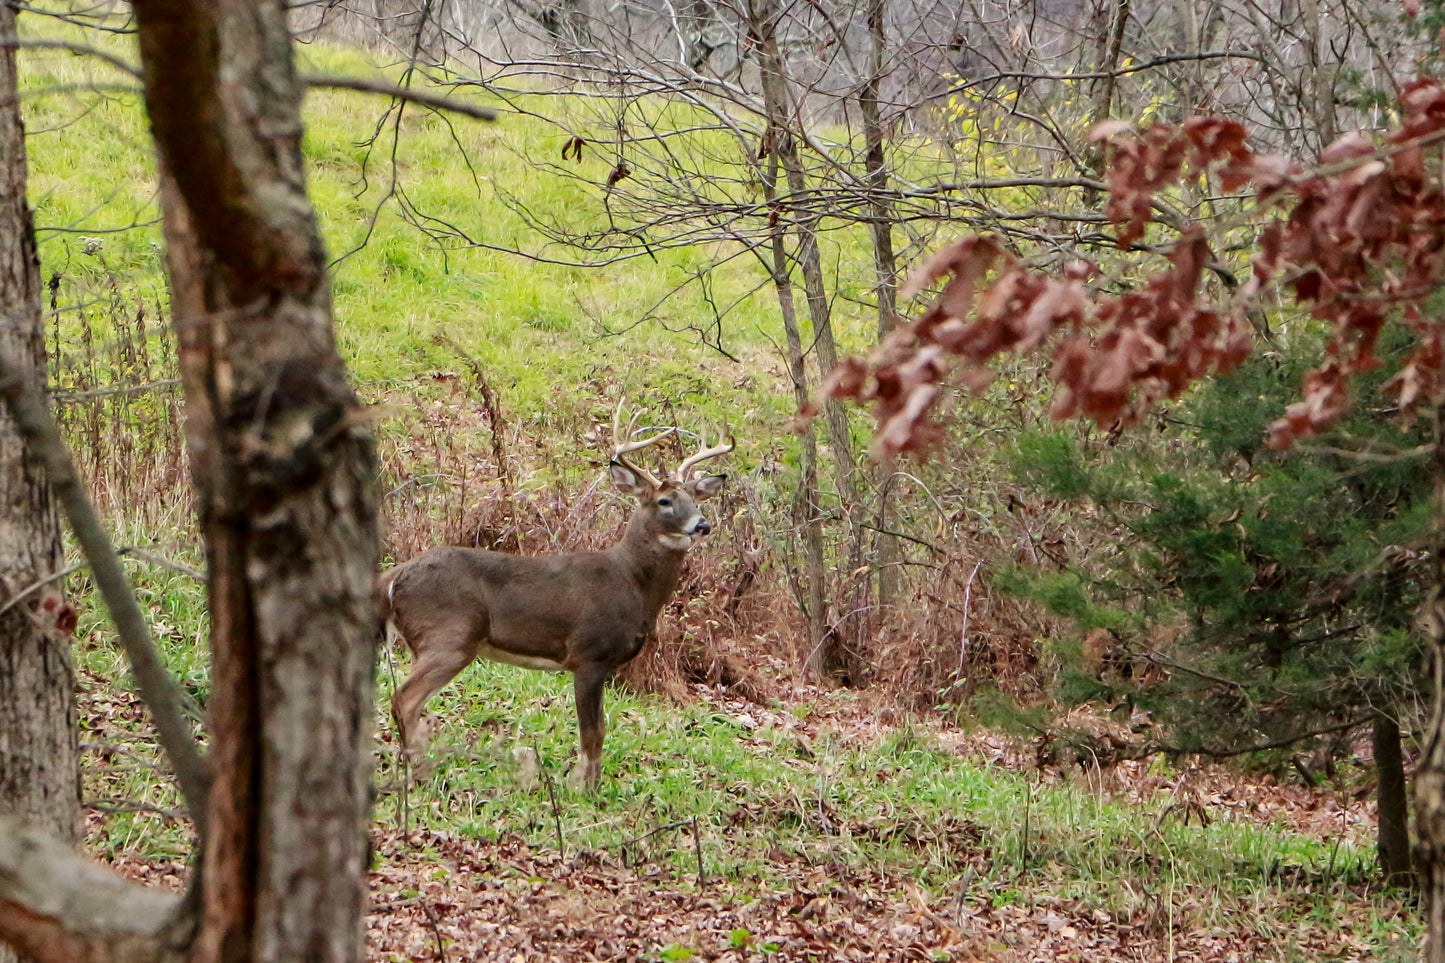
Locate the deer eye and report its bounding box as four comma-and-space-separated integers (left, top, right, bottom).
657, 496, 673, 507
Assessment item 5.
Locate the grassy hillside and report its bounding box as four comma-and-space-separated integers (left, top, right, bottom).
23, 36, 834, 424
15, 25, 1425, 962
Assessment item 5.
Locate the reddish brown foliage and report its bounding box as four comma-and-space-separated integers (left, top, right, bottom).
832, 80, 1445, 457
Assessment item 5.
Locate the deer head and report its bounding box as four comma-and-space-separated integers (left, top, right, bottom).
606, 399, 732, 552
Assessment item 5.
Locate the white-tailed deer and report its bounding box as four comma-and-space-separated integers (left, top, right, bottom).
375, 404, 733, 787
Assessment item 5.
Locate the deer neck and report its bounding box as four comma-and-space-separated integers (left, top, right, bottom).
615, 519, 690, 616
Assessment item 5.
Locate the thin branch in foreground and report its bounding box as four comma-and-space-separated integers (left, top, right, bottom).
303, 72, 498, 121
0, 347, 209, 836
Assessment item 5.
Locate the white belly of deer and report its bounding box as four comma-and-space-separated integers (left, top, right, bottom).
479, 643, 566, 672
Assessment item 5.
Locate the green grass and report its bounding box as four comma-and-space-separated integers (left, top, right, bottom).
381, 656, 1383, 912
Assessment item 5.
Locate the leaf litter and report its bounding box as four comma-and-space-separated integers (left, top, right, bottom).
81, 675, 1415, 961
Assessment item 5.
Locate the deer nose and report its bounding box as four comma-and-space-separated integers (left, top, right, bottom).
694, 519, 712, 536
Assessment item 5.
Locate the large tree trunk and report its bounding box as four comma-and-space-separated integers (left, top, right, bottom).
130, 0, 380, 959
0, 9, 82, 956
1418, 405, 1445, 958
0, 0, 378, 959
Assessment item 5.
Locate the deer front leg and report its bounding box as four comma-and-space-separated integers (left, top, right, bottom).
571, 662, 611, 789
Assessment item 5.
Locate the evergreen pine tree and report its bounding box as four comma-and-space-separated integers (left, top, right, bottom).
1009, 330, 1430, 884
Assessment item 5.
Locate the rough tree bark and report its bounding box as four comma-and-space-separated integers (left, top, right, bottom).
1419, 402, 1445, 949
3, 0, 379, 955
0, 0, 81, 937
128, 0, 381, 957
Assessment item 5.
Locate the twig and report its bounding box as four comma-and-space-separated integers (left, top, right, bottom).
369, 895, 424, 913
83, 799, 187, 821
121, 546, 205, 581
957, 560, 982, 675
618, 819, 694, 870
50, 378, 181, 404
690, 815, 705, 886
535, 740, 565, 857
0, 545, 203, 620
419, 900, 447, 963
857, 520, 943, 554
379, 633, 409, 834
0, 347, 210, 838
1021, 770, 1034, 868
1, 37, 139, 77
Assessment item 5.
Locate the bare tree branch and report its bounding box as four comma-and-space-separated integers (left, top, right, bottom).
303, 72, 498, 120
2, 38, 139, 78
0, 815, 182, 963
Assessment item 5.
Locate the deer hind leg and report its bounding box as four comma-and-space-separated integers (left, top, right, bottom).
570, 662, 612, 789
390, 631, 478, 763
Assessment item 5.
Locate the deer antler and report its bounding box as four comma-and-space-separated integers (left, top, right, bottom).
610, 399, 674, 488
675, 422, 735, 480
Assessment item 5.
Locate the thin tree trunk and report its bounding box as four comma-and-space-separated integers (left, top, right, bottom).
130, 0, 380, 958
1091, 0, 1130, 127
1085, 0, 1131, 177
1299, 0, 1339, 152
1374, 714, 1413, 887
751, 0, 866, 679
760, 149, 828, 678
860, 0, 901, 616
0, 0, 81, 898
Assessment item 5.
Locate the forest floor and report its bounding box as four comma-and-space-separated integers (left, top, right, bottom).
90, 680, 1418, 963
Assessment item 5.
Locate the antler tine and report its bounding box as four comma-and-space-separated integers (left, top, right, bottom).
610, 398, 672, 488
675, 421, 735, 480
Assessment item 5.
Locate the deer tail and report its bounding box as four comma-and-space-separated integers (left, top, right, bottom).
373, 567, 401, 654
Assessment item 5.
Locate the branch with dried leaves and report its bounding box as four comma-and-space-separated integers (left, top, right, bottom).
829, 84, 1445, 458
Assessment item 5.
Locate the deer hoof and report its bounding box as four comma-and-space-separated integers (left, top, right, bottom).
567, 758, 601, 791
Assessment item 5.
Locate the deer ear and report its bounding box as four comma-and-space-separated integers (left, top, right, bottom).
691, 473, 727, 501
609, 460, 650, 498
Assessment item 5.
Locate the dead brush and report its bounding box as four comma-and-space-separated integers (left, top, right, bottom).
47, 260, 189, 529
851, 446, 1070, 712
